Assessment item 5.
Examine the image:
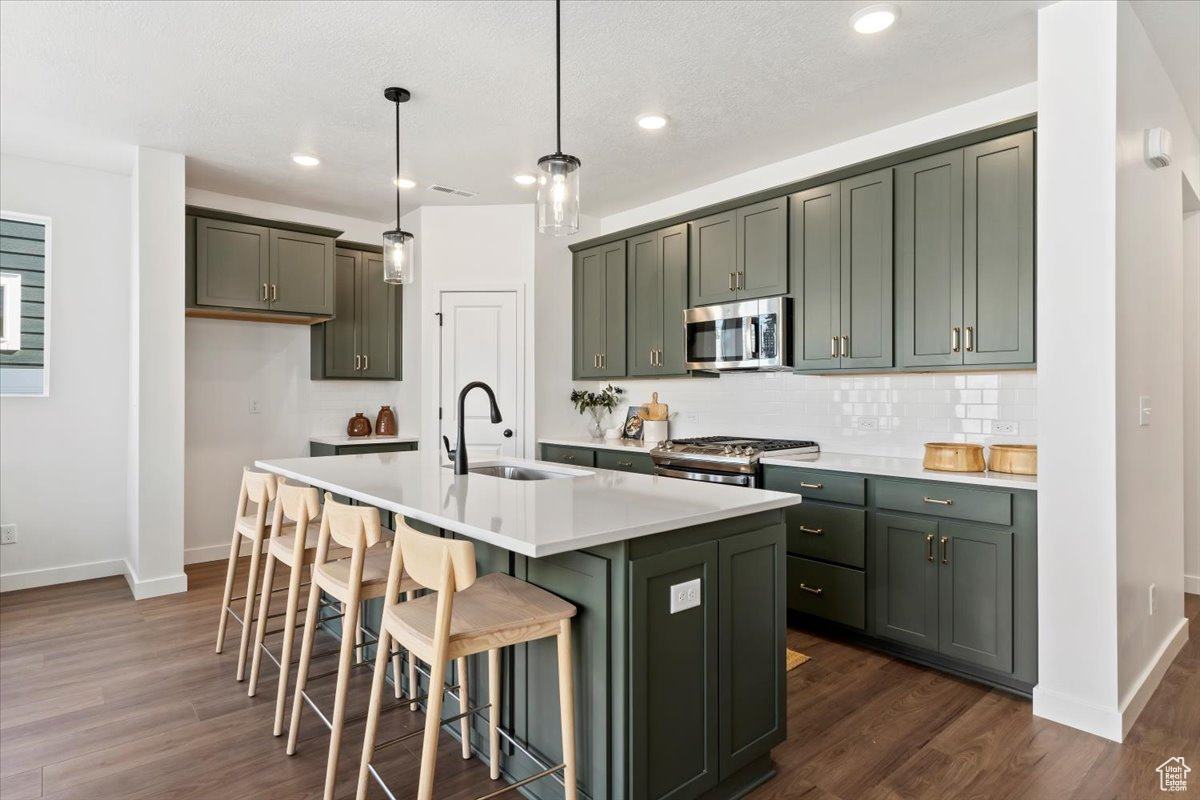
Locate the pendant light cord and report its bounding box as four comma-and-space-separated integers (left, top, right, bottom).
555, 0, 562, 155
394, 97, 401, 227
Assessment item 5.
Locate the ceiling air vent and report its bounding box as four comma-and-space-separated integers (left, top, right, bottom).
427, 183, 478, 198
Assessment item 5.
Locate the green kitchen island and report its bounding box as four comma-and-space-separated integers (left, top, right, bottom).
256, 450, 801, 800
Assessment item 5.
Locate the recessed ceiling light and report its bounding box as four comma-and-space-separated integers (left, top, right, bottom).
394, 177, 417, 189
636, 112, 669, 130
513, 173, 537, 185
291, 153, 320, 167
850, 3, 899, 34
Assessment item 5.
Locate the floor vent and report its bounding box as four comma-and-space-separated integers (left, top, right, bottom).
427, 183, 478, 198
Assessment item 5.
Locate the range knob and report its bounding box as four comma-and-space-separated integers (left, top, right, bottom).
722, 445, 734, 455
661, 441, 673, 450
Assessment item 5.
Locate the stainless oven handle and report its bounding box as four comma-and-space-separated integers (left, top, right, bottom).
656, 467, 752, 486
744, 317, 757, 359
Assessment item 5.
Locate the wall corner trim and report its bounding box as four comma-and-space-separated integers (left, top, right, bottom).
1185, 574, 1200, 594
0, 559, 127, 593
1118, 617, 1190, 739
123, 560, 188, 600
1031, 685, 1124, 742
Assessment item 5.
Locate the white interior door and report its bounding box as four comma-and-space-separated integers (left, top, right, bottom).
439, 290, 522, 458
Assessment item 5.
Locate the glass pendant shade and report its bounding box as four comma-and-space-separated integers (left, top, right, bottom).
536, 153, 581, 236
382, 229, 415, 285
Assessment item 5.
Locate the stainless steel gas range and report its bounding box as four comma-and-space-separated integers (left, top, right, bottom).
649, 436, 820, 488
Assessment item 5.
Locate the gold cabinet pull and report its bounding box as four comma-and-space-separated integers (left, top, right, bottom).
355, 354, 362, 370
736, 271, 744, 290
261, 283, 269, 302
799, 481, 824, 490
926, 534, 934, 562
952, 327, 961, 353
600, 353, 606, 369
965, 326, 974, 352
616, 460, 633, 468
940, 536, 950, 565
799, 583, 823, 596
923, 496, 954, 506
798, 525, 824, 536
831, 336, 838, 358
840, 335, 848, 358
362, 355, 368, 370
270, 284, 277, 302
728, 272, 735, 291
562, 454, 576, 462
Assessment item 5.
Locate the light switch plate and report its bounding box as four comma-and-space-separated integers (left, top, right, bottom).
249, 398, 262, 415
670, 578, 701, 614
0, 524, 16, 545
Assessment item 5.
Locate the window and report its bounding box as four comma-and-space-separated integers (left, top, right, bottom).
0, 212, 50, 396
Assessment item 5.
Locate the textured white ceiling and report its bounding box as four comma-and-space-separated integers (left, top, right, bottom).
1130, 0, 1200, 134
1, 0, 1045, 222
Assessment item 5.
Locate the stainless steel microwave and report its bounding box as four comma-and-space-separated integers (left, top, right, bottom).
684, 297, 791, 371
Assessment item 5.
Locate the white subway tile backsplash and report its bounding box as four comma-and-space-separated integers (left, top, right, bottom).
566, 370, 1037, 460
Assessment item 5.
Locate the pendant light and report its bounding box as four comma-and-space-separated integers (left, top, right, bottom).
536, 0, 581, 236
383, 87, 416, 284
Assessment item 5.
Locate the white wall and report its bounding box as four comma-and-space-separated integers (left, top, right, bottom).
1185, 207, 1200, 594
182, 189, 419, 564
1113, 0, 1197, 725
0, 154, 133, 590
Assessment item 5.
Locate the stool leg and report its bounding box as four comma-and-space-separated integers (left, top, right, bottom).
457, 656, 471, 759
355, 601, 365, 665
392, 646, 403, 700
557, 620, 577, 800
323, 586, 362, 800
235, 532, 265, 682
355, 629, 393, 800
488, 648, 500, 780
215, 528, 241, 653
286, 577, 323, 755
407, 591, 418, 710
416, 645, 449, 800
273, 560, 306, 736
248, 550, 277, 697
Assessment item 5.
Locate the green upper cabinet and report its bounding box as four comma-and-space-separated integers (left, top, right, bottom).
628, 223, 689, 376
195, 217, 270, 310
574, 241, 627, 379
268, 229, 334, 315
898, 131, 1034, 369
963, 131, 1035, 366
688, 210, 738, 306
736, 197, 789, 300
791, 183, 841, 370
689, 198, 787, 307
311, 245, 402, 380
189, 206, 341, 321
896, 150, 965, 368
792, 169, 893, 371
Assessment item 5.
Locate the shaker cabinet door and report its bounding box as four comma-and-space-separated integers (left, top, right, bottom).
938, 523, 1014, 673
839, 168, 893, 370
269, 228, 335, 315
963, 131, 1035, 366
574, 242, 625, 378
658, 223, 690, 375
897, 150, 965, 368
689, 211, 738, 306
195, 217, 270, 310
873, 513, 939, 652
359, 251, 400, 379
736, 196, 788, 300
791, 183, 842, 371
322, 250, 361, 378
627, 231, 663, 376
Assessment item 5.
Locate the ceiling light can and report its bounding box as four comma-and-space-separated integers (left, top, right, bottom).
850, 3, 899, 34
513, 173, 537, 185
291, 153, 320, 166
636, 113, 669, 130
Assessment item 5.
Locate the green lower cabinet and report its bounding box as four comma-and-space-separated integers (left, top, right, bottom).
783, 502, 865, 568
873, 513, 940, 651
540, 444, 596, 467
595, 449, 654, 474
786, 556, 865, 630
938, 522, 1014, 673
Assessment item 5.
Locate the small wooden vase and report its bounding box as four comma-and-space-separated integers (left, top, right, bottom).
375, 405, 397, 436
347, 412, 372, 437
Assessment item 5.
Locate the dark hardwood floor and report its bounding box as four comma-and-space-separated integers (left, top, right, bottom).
0, 560, 1196, 800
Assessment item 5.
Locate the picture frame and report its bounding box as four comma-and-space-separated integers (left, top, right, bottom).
623, 405, 644, 440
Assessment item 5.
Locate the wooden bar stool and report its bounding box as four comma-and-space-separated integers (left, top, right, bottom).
287, 494, 420, 800
215, 467, 288, 681
355, 522, 578, 800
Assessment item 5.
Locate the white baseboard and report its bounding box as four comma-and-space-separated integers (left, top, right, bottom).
123, 560, 189, 600
1032, 684, 1124, 742
184, 539, 269, 565
1119, 617, 1189, 738
1186, 573, 1200, 594
0, 559, 126, 593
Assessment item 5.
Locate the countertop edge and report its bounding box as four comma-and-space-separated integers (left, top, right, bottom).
538, 436, 658, 453
760, 453, 1038, 491
310, 434, 421, 446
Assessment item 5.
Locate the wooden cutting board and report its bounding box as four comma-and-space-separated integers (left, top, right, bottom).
642, 392, 668, 421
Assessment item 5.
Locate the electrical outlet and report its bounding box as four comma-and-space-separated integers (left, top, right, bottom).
857, 417, 879, 431
0, 524, 16, 545
1138, 396, 1152, 427
1149, 583, 1157, 615
669, 578, 701, 614
684, 410, 699, 424
992, 420, 1018, 435
249, 398, 262, 415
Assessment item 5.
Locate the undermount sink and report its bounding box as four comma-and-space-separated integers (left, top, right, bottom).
449, 465, 574, 481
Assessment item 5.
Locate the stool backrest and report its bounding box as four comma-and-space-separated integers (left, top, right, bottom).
273, 480, 319, 534
321, 493, 383, 552
395, 524, 476, 594
237, 468, 278, 527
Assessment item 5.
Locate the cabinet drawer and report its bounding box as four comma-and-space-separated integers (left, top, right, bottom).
595, 449, 654, 474
786, 556, 865, 630
541, 445, 595, 467
875, 480, 1012, 526
785, 503, 865, 568
761, 466, 865, 506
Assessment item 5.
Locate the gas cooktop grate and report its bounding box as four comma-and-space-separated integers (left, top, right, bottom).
668, 436, 819, 452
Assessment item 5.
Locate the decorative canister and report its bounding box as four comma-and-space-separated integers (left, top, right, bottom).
642, 419, 669, 445
375, 405, 397, 436
922, 442, 985, 472
347, 412, 372, 437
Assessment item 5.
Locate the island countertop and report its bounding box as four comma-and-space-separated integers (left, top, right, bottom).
255, 450, 800, 558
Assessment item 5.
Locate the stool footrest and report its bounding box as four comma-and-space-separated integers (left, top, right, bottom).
475, 764, 567, 800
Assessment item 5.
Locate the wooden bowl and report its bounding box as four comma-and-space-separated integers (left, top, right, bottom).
988, 444, 1038, 475
922, 442, 986, 472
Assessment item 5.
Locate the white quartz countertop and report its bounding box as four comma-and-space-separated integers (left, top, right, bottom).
760, 451, 1038, 490
255, 451, 800, 558
310, 434, 420, 447
538, 436, 659, 453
